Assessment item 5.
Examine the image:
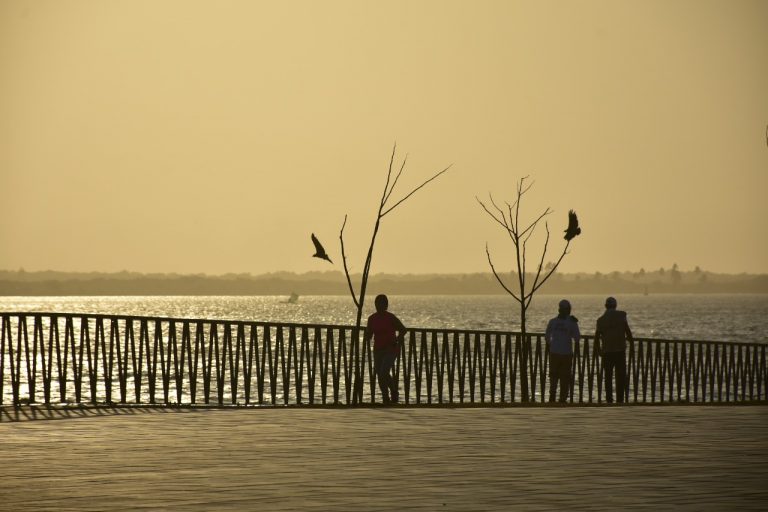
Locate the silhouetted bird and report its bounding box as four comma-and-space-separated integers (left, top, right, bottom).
564, 210, 581, 241
311, 233, 333, 263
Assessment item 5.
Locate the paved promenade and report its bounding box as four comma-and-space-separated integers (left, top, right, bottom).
1, 404, 767, 511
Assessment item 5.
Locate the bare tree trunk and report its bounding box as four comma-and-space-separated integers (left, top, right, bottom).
340, 145, 451, 404
477, 177, 579, 404
519, 300, 529, 402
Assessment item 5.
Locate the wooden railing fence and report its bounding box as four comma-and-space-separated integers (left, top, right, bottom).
1, 313, 765, 406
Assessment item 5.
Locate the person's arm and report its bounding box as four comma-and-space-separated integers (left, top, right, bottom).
363, 317, 372, 344
572, 321, 581, 345
624, 316, 634, 343
594, 321, 602, 356
545, 319, 553, 346
393, 315, 407, 345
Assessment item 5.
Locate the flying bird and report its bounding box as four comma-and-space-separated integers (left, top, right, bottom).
311, 233, 333, 264
564, 210, 581, 241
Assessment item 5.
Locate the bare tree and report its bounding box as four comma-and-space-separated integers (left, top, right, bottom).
340, 144, 450, 402
477, 176, 580, 402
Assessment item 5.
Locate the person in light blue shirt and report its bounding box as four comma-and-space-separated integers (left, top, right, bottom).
545, 299, 581, 403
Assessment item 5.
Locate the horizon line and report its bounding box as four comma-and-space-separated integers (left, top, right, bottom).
3, 268, 767, 277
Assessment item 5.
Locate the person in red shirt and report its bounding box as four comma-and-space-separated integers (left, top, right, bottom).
364, 294, 407, 404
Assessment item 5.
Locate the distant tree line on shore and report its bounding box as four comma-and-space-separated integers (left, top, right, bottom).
1, 268, 766, 296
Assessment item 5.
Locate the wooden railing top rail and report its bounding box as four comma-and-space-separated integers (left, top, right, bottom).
0, 311, 759, 347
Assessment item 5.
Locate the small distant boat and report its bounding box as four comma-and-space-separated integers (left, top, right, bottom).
284, 292, 299, 304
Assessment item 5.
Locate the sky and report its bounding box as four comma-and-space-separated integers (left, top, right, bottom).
1, 0, 767, 276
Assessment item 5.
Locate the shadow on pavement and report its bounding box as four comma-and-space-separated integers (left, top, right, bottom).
0, 404, 206, 423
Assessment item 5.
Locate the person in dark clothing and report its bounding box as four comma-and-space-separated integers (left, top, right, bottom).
595, 296, 634, 403
364, 294, 407, 404
544, 299, 580, 403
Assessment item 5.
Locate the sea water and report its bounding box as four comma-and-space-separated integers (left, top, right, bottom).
1, 294, 766, 343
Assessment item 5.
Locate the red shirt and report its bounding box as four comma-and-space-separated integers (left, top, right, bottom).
366, 311, 406, 351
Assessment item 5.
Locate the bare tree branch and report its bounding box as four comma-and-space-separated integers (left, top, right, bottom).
486, 243, 522, 303
504, 178, 528, 218
504, 200, 515, 225
478, 179, 571, 311
526, 239, 570, 303
341, 148, 450, 319
339, 215, 360, 309
499, 202, 516, 242
514, 182, 524, 234
380, 164, 452, 217
379, 143, 398, 208
476, 196, 514, 235
521, 237, 529, 293
517, 175, 534, 197
520, 207, 552, 239
488, 194, 508, 226
383, 153, 408, 206
513, 176, 535, 239
490, 195, 516, 240
503, 199, 517, 218
526, 222, 551, 307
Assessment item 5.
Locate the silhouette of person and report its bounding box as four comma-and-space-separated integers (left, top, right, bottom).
595, 296, 634, 403
545, 299, 580, 403
364, 294, 407, 404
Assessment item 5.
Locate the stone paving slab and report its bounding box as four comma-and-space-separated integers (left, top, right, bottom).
1, 405, 767, 511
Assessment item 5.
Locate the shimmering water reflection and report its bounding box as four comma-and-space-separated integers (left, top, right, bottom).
1, 294, 766, 343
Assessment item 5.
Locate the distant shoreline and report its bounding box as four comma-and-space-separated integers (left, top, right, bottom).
1, 270, 766, 296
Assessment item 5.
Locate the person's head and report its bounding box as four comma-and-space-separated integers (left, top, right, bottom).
605, 296, 617, 309
558, 299, 571, 317
374, 294, 389, 312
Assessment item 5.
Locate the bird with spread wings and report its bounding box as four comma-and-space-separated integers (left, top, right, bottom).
311, 233, 333, 263
564, 210, 581, 241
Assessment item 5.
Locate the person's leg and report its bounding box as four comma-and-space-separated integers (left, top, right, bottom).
549, 354, 559, 402
384, 351, 399, 402
374, 350, 391, 403
603, 353, 615, 403
559, 355, 572, 403
616, 351, 627, 403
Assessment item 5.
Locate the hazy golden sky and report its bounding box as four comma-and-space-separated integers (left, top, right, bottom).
2, 0, 767, 275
